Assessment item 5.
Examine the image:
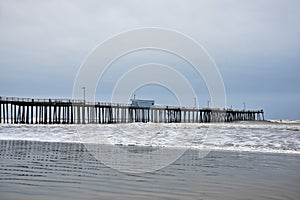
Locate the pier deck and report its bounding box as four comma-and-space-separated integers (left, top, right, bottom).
0, 96, 264, 124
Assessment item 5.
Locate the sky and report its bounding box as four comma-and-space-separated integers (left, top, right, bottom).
0, 0, 299, 119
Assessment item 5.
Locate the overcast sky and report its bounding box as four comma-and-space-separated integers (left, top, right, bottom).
0, 0, 299, 119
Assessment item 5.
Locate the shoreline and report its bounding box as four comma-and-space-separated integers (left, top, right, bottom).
1, 139, 299, 155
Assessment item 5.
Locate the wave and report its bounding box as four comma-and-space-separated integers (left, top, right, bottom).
0, 122, 299, 154
267, 119, 300, 124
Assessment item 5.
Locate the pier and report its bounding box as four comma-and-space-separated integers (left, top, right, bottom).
0, 96, 264, 124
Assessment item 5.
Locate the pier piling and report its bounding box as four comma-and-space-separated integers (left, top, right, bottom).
0, 96, 264, 125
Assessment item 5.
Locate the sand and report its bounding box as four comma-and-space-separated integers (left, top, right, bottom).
0, 140, 299, 200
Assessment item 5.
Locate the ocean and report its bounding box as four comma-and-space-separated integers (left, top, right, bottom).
0, 121, 300, 199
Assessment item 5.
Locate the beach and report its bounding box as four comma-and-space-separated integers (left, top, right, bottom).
1, 139, 299, 200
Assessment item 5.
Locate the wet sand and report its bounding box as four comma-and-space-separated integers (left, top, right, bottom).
0, 140, 299, 200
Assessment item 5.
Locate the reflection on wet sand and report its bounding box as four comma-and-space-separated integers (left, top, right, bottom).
1, 140, 300, 200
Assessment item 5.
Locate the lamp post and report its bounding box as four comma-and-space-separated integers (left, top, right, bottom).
207, 100, 210, 108
243, 102, 246, 110
193, 97, 197, 108
82, 87, 86, 103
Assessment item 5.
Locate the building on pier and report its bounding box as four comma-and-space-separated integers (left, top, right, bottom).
131, 99, 155, 108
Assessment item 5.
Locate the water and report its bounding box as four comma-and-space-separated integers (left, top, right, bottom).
0, 121, 299, 154
0, 121, 300, 199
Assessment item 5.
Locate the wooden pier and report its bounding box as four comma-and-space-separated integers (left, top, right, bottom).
0, 96, 264, 124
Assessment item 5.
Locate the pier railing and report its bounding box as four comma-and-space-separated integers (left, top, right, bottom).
0, 96, 264, 124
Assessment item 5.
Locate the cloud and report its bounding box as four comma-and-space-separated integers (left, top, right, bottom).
0, 0, 299, 118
